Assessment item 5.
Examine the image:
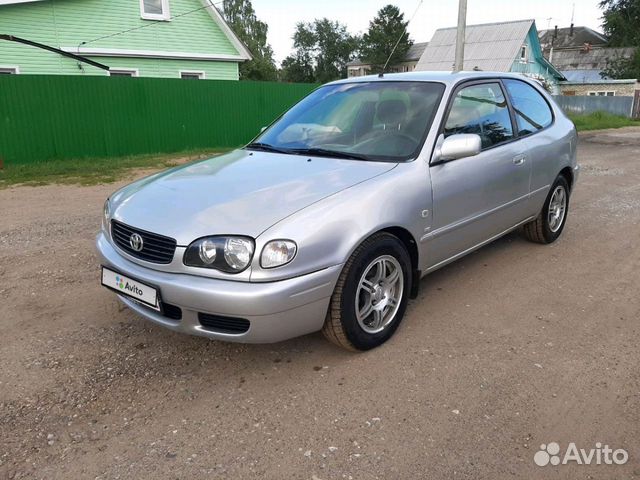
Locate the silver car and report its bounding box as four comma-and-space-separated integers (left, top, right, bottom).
98, 71, 579, 351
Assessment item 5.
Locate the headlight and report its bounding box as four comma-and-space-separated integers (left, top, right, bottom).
261, 240, 297, 269
184, 236, 255, 273
102, 199, 111, 232
224, 238, 254, 271
198, 239, 217, 265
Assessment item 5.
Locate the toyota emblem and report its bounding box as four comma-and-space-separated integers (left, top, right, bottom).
129, 233, 144, 252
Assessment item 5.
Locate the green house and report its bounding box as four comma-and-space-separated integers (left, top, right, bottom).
0, 0, 251, 79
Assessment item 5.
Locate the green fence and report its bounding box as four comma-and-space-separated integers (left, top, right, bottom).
0, 75, 318, 165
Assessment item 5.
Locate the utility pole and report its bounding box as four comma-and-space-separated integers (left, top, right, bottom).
453, 0, 467, 72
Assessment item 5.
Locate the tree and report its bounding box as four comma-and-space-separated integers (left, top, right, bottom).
280, 52, 316, 83
601, 49, 640, 79
222, 0, 278, 81
360, 5, 413, 73
599, 0, 640, 78
280, 19, 360, 83
280, 22, 317, 82
600, 0, 640, 47
312, 19, 361, 83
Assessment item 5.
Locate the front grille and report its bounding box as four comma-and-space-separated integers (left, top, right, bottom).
111, 220, 177, 264
198, 313, 250, 334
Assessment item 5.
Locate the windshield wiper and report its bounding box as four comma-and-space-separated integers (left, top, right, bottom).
289, 148, 370, 161
245, 142, 291, 154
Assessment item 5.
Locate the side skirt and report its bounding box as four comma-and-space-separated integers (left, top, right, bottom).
421, 215, 537, 278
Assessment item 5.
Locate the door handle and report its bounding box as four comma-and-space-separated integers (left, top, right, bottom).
513, 155, 526, 166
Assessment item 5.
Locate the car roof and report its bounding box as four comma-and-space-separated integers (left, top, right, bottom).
327, 70, 537, 87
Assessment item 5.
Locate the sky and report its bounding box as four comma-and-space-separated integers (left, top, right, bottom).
250, 0, 604, 64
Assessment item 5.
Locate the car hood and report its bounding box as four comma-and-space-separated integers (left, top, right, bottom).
111, 149, 396, 245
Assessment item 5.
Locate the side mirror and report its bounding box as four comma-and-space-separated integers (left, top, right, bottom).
433, 134, 482, 163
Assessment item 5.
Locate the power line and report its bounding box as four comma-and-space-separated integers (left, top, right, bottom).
79, 0, 224, 48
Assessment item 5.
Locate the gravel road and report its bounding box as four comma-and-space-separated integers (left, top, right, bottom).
1, 130, 639, 479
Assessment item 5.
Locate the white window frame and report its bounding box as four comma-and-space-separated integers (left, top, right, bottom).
0, 65, 20, 74
108, 68, 140, 77
519, 45, 528, 63
139, 0, 170, 21
180, 70, 206, 80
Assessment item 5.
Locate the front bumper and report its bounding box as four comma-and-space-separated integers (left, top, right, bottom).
96, 232, 341, 343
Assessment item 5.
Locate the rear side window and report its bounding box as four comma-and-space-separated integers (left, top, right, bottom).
444, 83, 514, 150
504, 80, 553, 135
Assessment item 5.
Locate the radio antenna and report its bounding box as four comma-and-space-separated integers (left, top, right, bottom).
380, 0, 424, 76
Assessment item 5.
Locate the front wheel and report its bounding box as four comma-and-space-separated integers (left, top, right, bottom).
322, 232, 411, 351
523, 175, 570, 244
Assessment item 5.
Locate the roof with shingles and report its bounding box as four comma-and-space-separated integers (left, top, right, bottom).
415, 19, 535, 72
539, 26, 607, 50
551, 46, 636, 71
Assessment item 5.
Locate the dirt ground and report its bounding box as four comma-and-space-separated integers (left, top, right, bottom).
1, 129, 639, 480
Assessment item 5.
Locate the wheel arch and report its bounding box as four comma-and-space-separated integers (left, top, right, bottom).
378, 226, 421, 298
559, 166, 574, 191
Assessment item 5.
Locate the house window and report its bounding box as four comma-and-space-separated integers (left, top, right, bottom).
588, 91, 615, 96
0, 66, 19, 74
140, 0, 170, 20
180, 71, 205, 80
109, 69, 139, 77
519, 45, 527, 62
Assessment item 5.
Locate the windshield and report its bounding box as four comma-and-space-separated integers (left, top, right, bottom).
250, 81, 445, 162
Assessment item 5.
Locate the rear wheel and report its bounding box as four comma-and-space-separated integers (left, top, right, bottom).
322, 233, 411, 351
523, 175, 570, 244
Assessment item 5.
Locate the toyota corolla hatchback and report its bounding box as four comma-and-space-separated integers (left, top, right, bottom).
98, 71, 579, 351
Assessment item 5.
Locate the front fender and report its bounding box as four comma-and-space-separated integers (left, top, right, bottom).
250, 161, 430, 282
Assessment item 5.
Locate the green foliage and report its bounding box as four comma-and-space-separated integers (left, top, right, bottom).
222, 0, 278, 81
599, 0, 640, 79
280, 52, 316, 83
600, 0, 640, 47
360, 5, 412, 73
280, 22, 317, 83
313, 19, 361, 83
568, 111, 640, 131
280, 19, 360, 83
601, 48, 640, 79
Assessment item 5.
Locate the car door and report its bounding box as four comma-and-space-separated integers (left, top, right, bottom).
425, 80, 532, 269
503, 78, 559, 217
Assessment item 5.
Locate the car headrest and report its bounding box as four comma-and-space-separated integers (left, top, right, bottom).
376, 99, 407, 125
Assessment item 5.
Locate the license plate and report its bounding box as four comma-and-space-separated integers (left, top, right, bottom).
101, 266, 160, 311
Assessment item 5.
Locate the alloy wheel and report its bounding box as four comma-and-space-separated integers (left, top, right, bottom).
547, 185, 567, 233
355, 255, 404, 334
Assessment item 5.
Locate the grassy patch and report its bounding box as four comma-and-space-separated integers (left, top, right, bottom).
0, 149, 230, 188
569, 111, 640, 132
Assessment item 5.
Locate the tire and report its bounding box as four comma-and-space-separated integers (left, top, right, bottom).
322, 232, 412, 351
523, 175, 570, 244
